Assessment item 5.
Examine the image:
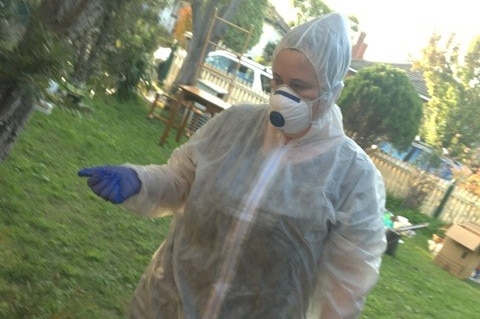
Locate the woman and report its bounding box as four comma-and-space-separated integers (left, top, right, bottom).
79, 12, 386, 319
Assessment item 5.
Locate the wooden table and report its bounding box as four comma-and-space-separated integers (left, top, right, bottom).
159, 85, 231, 145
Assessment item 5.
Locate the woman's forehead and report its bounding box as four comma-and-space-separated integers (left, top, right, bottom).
273, 49, 317, 82
273, 49, 310, 66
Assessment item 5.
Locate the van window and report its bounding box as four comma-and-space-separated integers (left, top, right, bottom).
205, 55, 231, 72
235, 65, 254, 84
218, 59, 254, 84
260, 74, 272, 93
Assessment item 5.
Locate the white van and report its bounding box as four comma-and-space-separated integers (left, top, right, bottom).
204, 50, 272, 94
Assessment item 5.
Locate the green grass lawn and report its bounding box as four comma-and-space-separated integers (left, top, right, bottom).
363, 235, 480, 319
0, 94, 478, 318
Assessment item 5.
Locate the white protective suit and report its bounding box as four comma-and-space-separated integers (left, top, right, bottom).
123, 13, 386, 319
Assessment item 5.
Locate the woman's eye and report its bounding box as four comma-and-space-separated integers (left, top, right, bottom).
290, 83, 306, 91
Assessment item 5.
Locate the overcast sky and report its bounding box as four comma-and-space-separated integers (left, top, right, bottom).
271, 0, 479, 63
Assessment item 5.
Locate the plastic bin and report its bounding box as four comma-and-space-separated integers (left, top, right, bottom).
385, 229, 401, 256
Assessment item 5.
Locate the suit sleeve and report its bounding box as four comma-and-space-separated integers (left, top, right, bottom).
317, 166, 387, 319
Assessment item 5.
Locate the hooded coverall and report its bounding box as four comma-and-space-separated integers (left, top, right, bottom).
123, 101, 386, 318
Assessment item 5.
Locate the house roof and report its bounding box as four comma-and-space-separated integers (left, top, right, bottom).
349, 59, 430, 101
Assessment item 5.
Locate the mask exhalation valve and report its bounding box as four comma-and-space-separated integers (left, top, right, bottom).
269, 111, 285, 127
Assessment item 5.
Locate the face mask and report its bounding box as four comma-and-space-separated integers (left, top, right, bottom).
269, 85, 321, 135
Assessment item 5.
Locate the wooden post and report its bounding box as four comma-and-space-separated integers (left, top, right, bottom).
433, 179, 456, 219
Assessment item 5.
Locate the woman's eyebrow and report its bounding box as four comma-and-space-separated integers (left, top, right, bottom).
290, 78, 314, 87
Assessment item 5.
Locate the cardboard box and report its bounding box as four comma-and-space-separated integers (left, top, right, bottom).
433, 222, 480, 279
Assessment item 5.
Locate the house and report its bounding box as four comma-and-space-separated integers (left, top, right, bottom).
348, 32, 430, 102
246, 4, 290, 58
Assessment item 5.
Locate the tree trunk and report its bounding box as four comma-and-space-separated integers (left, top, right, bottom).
36, 0, 103, 40
173, 0, 245, 89
0, 83, 34, 162
70, 12, 110, 88
71, 31, 97, 87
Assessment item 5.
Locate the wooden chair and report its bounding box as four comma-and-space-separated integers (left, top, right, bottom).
157, 85, 231, 145
147, 90, 194, 144
147, 91, 177, 122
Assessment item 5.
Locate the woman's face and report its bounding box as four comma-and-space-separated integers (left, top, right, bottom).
271, 49, 320, 101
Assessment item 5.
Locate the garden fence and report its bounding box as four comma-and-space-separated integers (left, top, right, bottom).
371, 151, 480, 225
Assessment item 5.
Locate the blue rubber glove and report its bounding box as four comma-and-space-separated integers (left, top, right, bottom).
78, 165, 141, 204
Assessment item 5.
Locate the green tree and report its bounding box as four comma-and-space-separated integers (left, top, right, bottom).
413, 33, 460, 149
0, 0, 170, 162
68, 0, 169, 100
0, 0, 105, 162
293, 0, 331, 25
222, 0, 268, 53
105, 1, 168, 99
414, 33, 480, 162
262, 41, 277, 65
338, 64, 423, 150
452, 35, 480, 164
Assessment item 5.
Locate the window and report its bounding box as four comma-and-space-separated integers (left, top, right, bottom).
236, 65, 254, 84
260, 74, 272, 93
205, 56, 231, 72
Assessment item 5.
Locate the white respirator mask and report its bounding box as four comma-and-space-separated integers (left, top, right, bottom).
269, 85, 322, 135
